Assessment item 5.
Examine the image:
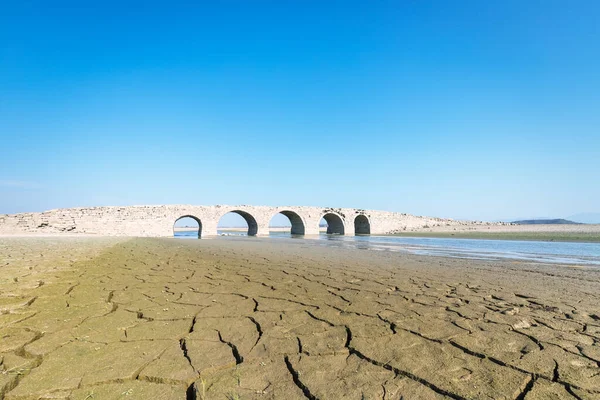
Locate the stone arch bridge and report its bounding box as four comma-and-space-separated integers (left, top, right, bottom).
0, 205, 482, 237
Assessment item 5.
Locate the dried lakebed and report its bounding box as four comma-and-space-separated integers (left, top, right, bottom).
0, 237, 599, 399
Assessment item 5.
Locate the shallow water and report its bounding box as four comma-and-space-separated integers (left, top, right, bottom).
174, 230, 600, 266
310, 234, 600, 266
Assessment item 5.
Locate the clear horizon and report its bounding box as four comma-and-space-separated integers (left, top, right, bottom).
2, 1, 599, 222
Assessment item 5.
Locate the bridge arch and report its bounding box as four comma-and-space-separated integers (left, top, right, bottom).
354, 214, 370, 235
218, 210, 259, 236
270, 210, 305, 235
173, 215, 202, 238
321, 212, 345, 235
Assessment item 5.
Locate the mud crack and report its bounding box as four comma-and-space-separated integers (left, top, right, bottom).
217, 331, 243, 364
284, 355, 318, 400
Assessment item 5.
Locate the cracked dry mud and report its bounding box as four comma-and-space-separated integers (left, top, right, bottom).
0, 237, 599, 399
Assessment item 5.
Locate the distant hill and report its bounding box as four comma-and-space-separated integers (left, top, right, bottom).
512, 219, 582, 225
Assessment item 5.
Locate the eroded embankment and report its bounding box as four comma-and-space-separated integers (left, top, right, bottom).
1, 237, 599, 399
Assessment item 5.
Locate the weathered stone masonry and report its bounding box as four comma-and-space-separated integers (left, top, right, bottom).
0, 205, 501, 237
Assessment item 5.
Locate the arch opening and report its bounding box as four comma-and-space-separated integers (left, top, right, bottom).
173, 215, 202, 239
217, 210, 258, 236
269, 210, 305, 236
320, 213, 345, 235
354, 214, 370, 235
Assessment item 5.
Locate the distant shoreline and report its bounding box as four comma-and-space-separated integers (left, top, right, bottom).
391, 223, 600, 243
388, 231, 600, 243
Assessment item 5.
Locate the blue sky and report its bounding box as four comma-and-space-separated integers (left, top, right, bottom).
1, 1, 599, 222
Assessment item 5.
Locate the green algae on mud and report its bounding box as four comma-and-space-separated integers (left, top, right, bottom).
1, 237, 600, 399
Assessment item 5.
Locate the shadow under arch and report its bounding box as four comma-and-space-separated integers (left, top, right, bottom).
173, 215, 202, 238
270, 210, 306, 235
354, 214, 370, 235
219, 210, 259, 236
322, 212, 345, 235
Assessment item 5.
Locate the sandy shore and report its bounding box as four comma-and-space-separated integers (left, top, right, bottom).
0, 237, 599, 399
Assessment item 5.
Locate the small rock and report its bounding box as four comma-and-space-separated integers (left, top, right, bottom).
512, 320, 531, 329
503, 307, 519, 316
